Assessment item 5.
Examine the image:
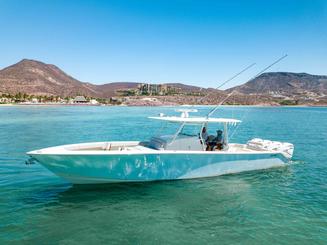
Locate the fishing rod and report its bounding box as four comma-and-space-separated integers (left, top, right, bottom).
206, 54, 288, 118
200, 62, 256, 103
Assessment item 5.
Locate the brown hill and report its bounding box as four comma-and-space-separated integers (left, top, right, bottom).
164, 83, 204, 92
1, 59, 326, 105
228, 72, 327, 95
0, 59, 99, 97
96, 82, 140, 97
0, 59, 208, 98
226, 72, 327, 105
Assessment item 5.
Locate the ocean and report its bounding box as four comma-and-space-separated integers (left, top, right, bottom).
0, 105, 326, 244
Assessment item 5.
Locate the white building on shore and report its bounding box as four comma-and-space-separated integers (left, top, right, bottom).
73, 96, 88, 103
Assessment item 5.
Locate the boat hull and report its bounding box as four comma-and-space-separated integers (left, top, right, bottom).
30, 152, 289, 184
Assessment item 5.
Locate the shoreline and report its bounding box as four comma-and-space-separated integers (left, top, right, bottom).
0, 103, 326, 108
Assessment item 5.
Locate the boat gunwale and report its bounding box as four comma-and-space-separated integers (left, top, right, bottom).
27, 141, 286, 157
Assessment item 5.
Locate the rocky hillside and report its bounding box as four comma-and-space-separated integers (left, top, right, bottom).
96, 82, 140, 97
0, 59, 100, 97
228, 72, 327, 103
0, 59, 209, 98
1, 59, 326, 105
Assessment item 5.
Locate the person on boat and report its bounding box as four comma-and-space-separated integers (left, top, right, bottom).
206, 135, 216, 151
216, 130, 224, 150
203, 127, 219, 151
201, 127, 212, 151
201, 127, 208, 142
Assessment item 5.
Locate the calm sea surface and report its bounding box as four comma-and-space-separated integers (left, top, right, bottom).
0, 106, 326, 244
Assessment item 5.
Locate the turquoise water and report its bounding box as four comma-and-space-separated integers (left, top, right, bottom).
1, 106, 326, 244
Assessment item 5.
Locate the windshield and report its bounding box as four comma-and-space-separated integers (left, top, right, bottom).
178, 124, 202, 137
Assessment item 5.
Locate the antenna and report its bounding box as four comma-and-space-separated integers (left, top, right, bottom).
206, 54, 288, 117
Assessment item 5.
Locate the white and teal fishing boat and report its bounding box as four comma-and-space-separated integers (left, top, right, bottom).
27, 109, 294, 184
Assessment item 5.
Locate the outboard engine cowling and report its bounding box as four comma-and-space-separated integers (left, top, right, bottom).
247, 138, 294, 159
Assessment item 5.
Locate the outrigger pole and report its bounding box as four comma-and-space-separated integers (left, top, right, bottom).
200, 62, 256, 103
206, 54, 288, 118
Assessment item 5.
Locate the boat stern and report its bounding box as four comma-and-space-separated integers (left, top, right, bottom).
247, 138, 294, 160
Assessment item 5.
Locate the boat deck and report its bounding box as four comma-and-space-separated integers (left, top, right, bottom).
64, 142, 267, 153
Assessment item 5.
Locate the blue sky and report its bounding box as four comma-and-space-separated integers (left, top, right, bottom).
0, 0, 326, 88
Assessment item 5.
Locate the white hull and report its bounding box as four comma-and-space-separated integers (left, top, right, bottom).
28, 141, 290, 184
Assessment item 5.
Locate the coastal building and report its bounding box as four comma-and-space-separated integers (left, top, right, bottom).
110, 97, 126, 104
0, 97, 12, 103
90, 99, 99, 105
137, 83, 176, 96
73, 96, 88, 103
141, 97, 158, 102
58, 97, 66, 104
31, 98, 39, 103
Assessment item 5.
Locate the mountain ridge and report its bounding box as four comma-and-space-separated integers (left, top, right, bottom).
0, 59, 99, 97
228, 72, 327, 95
0, 59, 326, 105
